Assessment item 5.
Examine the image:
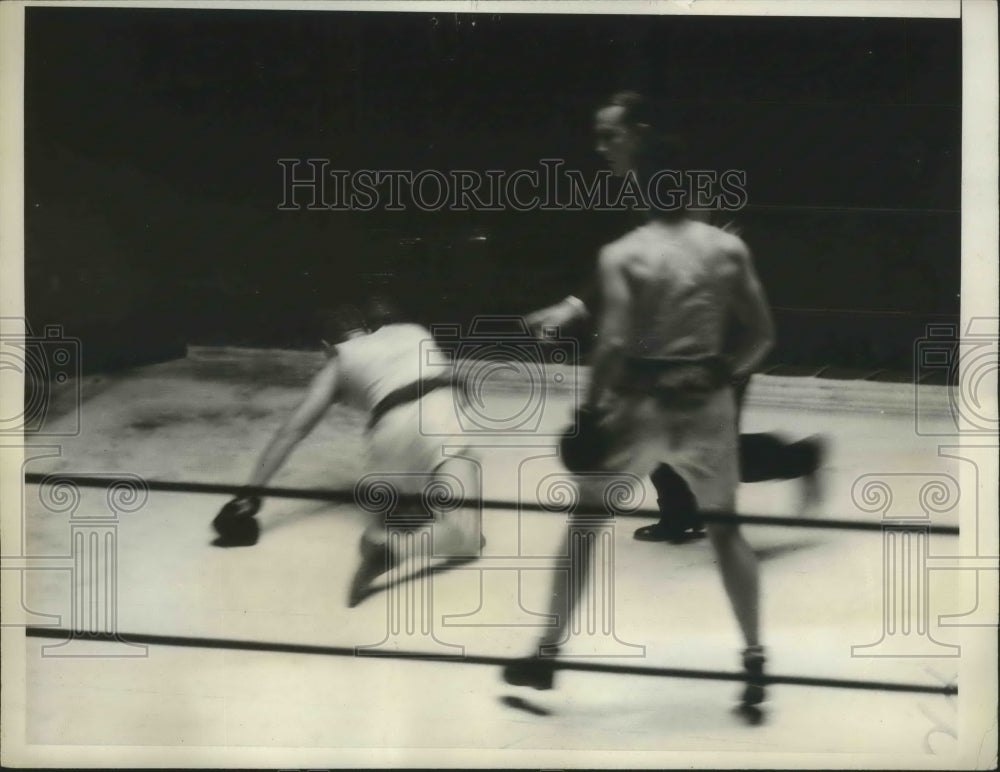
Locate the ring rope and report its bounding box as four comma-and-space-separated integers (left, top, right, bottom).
22, 472, 960, 535
23, 626, 957, 697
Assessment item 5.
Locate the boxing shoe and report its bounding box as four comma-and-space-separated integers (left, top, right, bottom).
347, 538, 400, 608
633, 511, 706, 544
740, 645, 767, 707
502, 648, 559, 690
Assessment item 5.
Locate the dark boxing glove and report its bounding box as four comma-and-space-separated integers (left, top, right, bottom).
559, 406, 612, 473
212, 495, 262, 548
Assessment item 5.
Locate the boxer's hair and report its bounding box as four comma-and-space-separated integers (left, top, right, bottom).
318, 304, 367, 348
364, 294, 403, 331
608, 90, 651, 127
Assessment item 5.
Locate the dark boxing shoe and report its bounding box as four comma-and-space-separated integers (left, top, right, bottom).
502, 654, 557, 691
633, 516, 706, 544
740, 645, 767, 707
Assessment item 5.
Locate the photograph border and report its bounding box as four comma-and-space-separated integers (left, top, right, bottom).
1, 1, 995, 769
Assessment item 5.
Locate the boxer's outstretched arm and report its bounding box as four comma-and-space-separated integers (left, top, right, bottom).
247, 358, 340, 487
525, 295, 590, 337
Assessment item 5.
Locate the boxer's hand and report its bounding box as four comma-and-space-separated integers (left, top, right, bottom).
526, 297, 587, 338
525, 304, 561, 336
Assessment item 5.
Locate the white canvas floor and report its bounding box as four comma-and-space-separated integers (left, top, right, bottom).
8, 347, 988, 766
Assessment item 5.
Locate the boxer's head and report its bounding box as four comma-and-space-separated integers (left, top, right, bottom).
364, 294, 403, 332
319, 304, 367, 356
596, 91, 689, 220
594, 91, 650, 179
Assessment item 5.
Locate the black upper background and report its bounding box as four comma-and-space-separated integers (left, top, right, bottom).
24, 8, 961, 371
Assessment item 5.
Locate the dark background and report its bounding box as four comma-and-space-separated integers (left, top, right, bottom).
24, 8, 960, 376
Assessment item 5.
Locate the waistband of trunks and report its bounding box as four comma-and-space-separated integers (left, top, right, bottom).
367, 374, 455, 431
622, 354, 733, 392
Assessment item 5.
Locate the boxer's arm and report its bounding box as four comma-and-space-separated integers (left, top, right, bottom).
525, 295, 590, 336
525, 276, 598, 337
247, 357, 340, 487
586, 248, 630, 411
728, 242, 775, 381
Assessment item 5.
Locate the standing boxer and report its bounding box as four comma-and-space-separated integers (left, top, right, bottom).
506, 95, 774, 708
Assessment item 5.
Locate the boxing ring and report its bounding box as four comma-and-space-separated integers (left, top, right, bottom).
8, 346, 985, 758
